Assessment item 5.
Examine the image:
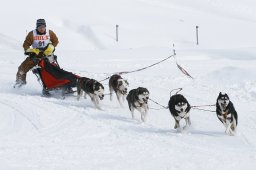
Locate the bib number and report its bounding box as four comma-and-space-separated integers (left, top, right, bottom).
38, 41, 45, 47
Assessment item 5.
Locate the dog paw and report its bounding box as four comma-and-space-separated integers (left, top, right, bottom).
228, 131, 236, 136
119, 102, 124, 108
98, 106, 103, 110
225, 129, 235, 136
176, 127, 182, 133
183, 125, 189, 131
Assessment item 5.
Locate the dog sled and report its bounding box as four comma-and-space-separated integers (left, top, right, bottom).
32, 55, 79, 97
32, 55, 105, 109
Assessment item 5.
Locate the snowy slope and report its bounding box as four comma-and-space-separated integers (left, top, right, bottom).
0, 0, 256, 170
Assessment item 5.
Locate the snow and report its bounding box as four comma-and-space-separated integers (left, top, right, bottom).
1, 0, 256, 169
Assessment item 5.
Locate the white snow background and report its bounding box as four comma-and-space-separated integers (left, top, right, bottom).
0, 0, 256, 169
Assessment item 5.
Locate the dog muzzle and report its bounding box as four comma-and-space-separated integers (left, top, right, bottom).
119, 88, 127, 95
221, 103, 227, 108
122, 90, 127, 95
99, 95, 104, 100
143, 98, 148, 104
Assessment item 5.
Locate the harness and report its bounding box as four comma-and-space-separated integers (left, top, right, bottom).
217, 106, 230, 123
222, 108, 230, 120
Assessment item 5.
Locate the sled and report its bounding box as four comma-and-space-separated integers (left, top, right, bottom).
32, 55, 79, 98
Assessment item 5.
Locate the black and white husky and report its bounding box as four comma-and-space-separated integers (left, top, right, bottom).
77, 77, 104, 109
109, 74, 129, 106
216, 92, 238, 135
168, 94, 191, 130
126, 87, 149, 122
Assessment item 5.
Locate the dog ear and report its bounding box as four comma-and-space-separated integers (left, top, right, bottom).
218, 92, 222, 97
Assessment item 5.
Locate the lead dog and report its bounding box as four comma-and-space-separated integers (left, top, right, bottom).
109, 74, 129, 106
126, 87, 149, 122
168, 94, 191, 131
77, 77, 104, 109
216, 92, 238, 135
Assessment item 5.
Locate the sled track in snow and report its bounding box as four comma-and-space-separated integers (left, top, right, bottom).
0, 100, 39, 131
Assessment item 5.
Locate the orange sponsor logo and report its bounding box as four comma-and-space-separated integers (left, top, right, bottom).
34, 35, 49, 40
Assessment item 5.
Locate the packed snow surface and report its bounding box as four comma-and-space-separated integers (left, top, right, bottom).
0, 0, 256, 169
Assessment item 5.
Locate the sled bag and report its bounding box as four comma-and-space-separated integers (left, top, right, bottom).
38, 58, 78, 89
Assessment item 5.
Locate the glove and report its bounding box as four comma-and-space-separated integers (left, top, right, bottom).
43, 44, 55, 56
25, 48, 40, 55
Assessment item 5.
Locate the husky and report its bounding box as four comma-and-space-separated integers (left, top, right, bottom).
109, 74, 129, 106
168, 94, 191, 131
77, 77, 104, 109
126, 87, 149, 122
216, 92, 238, 135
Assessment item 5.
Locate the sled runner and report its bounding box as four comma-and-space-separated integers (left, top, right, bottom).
32, 55, 79, 97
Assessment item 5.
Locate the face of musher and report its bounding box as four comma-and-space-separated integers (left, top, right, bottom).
37, 25, 46, 34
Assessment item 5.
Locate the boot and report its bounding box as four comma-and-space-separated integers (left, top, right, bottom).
14, 77, 27, 88
14, 57, 37, 88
